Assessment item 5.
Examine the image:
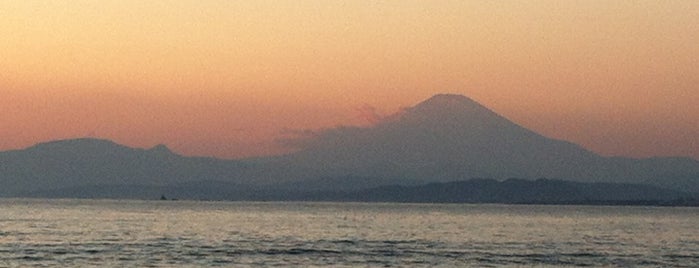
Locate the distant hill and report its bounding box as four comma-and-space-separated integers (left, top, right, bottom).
1, 93, 698, 199
0, 139, 254, 196
337, 178, 696, 205
22, 179, 698, 206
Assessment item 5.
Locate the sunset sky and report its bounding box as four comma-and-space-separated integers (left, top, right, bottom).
1, 0, 698, 159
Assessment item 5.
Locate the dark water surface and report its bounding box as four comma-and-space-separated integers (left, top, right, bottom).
1, 199, 698, 267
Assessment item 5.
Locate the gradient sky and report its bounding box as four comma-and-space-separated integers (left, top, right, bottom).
1, 0, 698, 159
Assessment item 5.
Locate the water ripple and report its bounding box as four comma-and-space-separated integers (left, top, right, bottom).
1, 200, 698, 267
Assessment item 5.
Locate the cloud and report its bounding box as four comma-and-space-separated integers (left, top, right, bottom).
355, 104, 383, 125
276, 105, 412, 150
275, 128, 320, 149
275, 126, 370, 151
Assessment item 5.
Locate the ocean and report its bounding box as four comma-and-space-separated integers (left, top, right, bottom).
1, 199, 698, 267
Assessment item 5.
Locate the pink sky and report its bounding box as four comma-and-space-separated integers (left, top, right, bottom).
1, 1, 698, 159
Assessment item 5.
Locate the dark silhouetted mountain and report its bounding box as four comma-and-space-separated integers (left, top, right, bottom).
0, 138, 255, 196
268, 94, 699, 192
24, 178, 698, 206
1, 93, 699, 198
339, 178, 695, 204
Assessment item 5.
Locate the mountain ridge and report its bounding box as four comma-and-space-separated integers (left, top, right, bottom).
1, 93, 698, 198
20, 178, 698, 206
275, 94, 621, 184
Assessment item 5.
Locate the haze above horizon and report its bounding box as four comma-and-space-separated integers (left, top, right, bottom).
1, 1, 698, 159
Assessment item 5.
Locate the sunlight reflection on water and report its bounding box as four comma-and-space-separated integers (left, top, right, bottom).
1, 199, 698, 267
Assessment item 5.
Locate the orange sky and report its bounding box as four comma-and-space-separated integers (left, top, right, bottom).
1, 0, 698, 159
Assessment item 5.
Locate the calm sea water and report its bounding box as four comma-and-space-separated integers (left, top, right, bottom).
1, 199, 698, 267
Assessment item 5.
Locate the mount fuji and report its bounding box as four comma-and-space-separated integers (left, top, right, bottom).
264, 94, 699, 192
